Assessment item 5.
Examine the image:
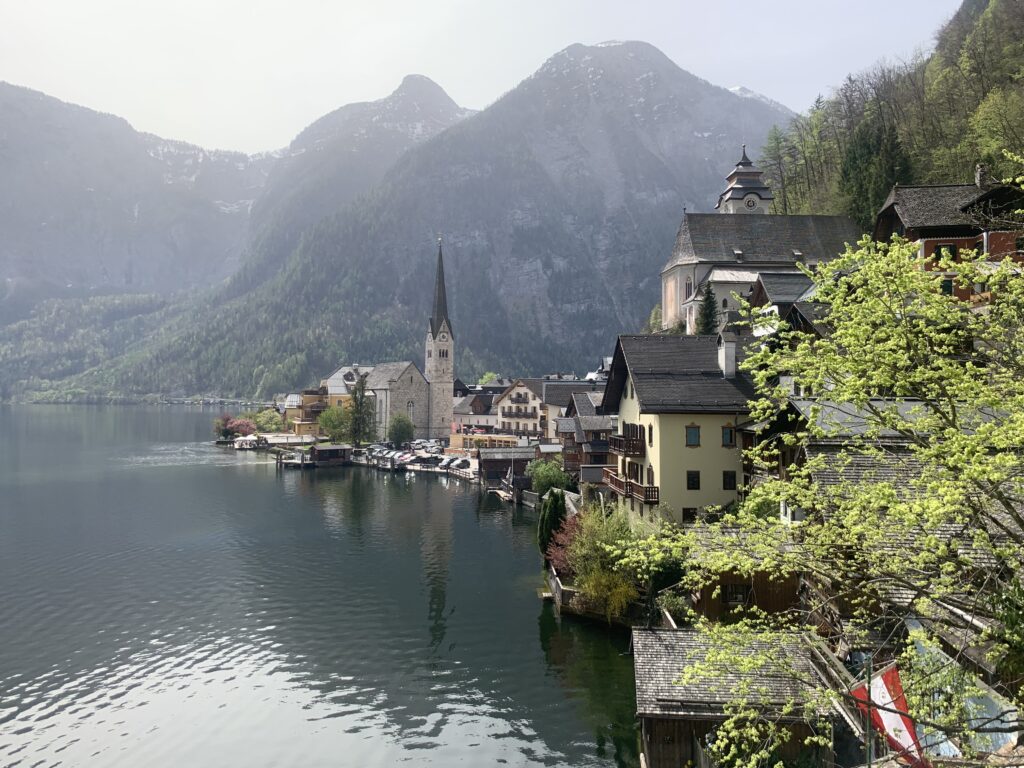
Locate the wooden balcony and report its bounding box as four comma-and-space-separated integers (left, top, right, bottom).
609, 434, 645, 457
630, 482, 660, 505
602, 467, 659, 505
603, 466, 626, 495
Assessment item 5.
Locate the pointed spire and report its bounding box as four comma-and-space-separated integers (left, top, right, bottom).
430, 236, 453, 339
738, 144, 752, 166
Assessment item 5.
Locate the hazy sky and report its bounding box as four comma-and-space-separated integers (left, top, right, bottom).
1, 0, 962, 153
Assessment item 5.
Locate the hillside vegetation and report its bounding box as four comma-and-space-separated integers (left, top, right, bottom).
760, 0, 1024, 226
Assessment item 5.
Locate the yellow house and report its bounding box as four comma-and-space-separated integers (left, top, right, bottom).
282, 388, 330, 436
600, 333, 752, 524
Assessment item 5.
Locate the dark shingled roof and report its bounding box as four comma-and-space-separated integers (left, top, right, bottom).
632, 629, 822, 720
756, 272, 814, 304
604, 335, 755, 413
877, 184, 982, 229
664, 213, 861, 272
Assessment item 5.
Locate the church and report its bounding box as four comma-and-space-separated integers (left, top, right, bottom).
320, 241, 455, 441
660, 147, 861, 333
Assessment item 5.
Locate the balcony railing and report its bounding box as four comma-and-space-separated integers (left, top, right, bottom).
630, 483, 660, 505
603, 466, 625, 494
602, 467, 659, 504
501, 407, 537, 418
609, 434, 645, 457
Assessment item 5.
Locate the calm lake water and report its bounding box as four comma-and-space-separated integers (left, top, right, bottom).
0, 406, 637, 767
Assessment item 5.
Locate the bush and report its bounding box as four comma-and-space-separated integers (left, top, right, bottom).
525, 458, 571, 497
387, 413, 415, 445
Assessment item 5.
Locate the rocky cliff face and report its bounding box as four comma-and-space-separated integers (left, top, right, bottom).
0, 82, 272, 322
66, 41, 793, 397
229, 74, 473, 295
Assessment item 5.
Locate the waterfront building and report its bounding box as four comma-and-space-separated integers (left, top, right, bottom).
600, 333, 753, 522
632, 629, 835, 768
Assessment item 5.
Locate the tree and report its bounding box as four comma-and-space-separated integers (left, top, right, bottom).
643, 303, 662, 333
347, 373, 378, 447
537, 490, 566, 556
525, 458, 571, 497
387, 412, 415, 446
567, 506, 638, 622
478, 371, 501, 385
318, 405, 349, 442
224, 417, 256, 436
250, 408, 284, 433
696, 285, 720, 335
675, 233, 1024, 759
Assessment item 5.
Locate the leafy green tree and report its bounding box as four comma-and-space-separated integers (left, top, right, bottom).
318, 405, 350, 442
696, 285, 720, 335
248, 408, 284, 433
567, 506, 638, 622
525, 458, 571, 497
387, 412, 415, 445
839, 113, 912, 228
669, 233, 1024, 760
477, 372, 501, 385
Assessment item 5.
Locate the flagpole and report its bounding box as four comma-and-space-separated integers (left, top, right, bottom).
865, 653, 873, 768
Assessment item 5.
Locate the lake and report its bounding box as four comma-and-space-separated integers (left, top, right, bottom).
0, 405, 637, 767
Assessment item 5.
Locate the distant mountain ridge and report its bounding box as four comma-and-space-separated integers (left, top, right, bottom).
0, 82, 272, 322
54, 40, 795, 399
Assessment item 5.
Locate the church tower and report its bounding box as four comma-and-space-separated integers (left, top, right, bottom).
424, 239, 454, 441
715, 145, 774, 214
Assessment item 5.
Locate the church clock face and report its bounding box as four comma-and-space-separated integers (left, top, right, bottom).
745, 198, 757, 209
440, 334, 447, 341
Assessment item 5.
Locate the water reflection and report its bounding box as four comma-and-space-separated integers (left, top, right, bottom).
0, 406, 637, 767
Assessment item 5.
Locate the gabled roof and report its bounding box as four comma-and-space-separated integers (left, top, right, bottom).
664, 213, 861, 272
632, 629, 822, 720
366, 361, 422, 390
876, 184, 981, 230
753, 272, 815, 305
602, 335, 755, 414
566, 391, 602, 417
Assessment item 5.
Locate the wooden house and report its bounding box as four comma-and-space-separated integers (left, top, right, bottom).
632, 629, 833, 768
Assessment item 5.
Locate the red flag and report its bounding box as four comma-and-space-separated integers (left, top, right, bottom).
850, 663, 928, 767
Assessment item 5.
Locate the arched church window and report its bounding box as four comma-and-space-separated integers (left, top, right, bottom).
722, 298, 728, 309
685, 278, 693, 299
407, 400, 415, 413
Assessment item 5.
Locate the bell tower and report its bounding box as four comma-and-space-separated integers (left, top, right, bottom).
424, 238, 454, 441
715, 145, 774, 214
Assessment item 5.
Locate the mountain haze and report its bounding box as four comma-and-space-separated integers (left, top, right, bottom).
0, 83, 271, 323
67, 41, 793, 398
229, 74, 474, 295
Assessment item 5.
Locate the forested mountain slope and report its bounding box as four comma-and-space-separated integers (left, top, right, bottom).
760, 0, 1024, 227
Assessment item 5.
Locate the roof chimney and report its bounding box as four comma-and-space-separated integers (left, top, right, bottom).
717, 332, 736, 379
976, 163, 993, 189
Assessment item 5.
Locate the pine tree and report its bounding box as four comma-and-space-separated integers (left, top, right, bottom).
697, 286, 720, 335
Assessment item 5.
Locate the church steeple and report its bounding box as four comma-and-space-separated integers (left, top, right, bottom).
715, 144, 774, 214
424, 237, 454, 442
429, 239, 453, 339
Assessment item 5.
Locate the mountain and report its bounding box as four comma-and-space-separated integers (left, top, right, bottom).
728, 86, 796, 118
228, 74, 474, 295
0, 82, 273, 322
61, 40, 794, 399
